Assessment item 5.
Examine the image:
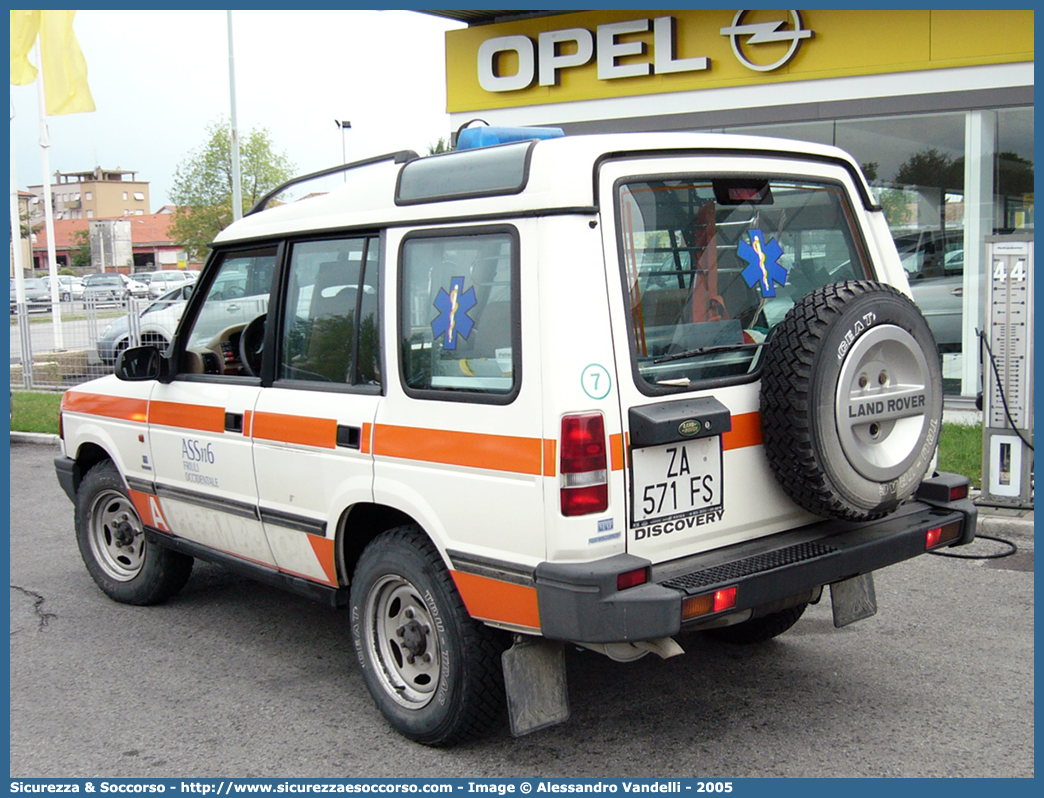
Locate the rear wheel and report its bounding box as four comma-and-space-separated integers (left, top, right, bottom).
349, 525, 506, 746
703, 603, 807, 644
75, 460, 192, 605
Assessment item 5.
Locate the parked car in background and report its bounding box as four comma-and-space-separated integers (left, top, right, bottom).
142, 269, 195, 298
895, 230, 964, 352
10, 277, 53, 313
83, 273, 128, 306
44, 275, 86, 302
95, 285, 191, 364
122, 274, 150, 299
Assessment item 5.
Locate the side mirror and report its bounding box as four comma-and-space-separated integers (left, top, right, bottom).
115, 345, 170, 382
183, 284, 193, 300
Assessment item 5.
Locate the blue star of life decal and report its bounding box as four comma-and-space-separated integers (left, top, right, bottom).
431, 276, 477, 350
738, 229, 787, 298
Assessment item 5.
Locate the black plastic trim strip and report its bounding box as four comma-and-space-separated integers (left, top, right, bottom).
259, 508, 327, 537
447, 549, 536, 587
154, 483, 259, 520
124, 475, 156, 495
145, 528, 347, 607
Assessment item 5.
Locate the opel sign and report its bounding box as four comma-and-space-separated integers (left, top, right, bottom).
720, 10, 814, 72
476, 11, 817, 93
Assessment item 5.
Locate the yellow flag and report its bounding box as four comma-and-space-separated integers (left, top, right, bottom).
9, 9, 95, 115
9, 10, 41, 85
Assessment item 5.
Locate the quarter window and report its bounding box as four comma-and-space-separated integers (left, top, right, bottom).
279, 237, 381, 386
399, 230, 518, 399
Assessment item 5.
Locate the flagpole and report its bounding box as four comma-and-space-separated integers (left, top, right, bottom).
228, 10, 243, 222
10, 100, 34, 388
34, 40, 65, 351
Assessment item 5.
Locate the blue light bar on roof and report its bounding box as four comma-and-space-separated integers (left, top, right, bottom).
456, 125, 565, 151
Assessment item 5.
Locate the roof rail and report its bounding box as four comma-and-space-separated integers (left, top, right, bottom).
245, 150, 420, 216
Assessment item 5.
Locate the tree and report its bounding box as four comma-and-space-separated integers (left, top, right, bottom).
70, 227, 91, 268
169, 118, 295, 260
893, 147, 964, 191
428, 136, 452, 155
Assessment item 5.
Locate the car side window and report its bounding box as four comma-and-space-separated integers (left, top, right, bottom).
181, 248, 276, 376
399, 228, 519, 400
279, 236, 381, 386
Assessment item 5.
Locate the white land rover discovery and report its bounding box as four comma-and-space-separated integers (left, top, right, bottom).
55, 128, 977, 746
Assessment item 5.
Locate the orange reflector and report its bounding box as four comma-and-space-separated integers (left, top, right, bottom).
682, 585, 738, 620
617, 568, 647, 591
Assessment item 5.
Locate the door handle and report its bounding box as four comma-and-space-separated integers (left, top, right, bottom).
336, 425, 362, 449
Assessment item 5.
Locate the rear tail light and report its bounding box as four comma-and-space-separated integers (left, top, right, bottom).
926, 520, 963, 550
560, 413, 608, 516
948, 483, 968, 501
682, 586, 738, 620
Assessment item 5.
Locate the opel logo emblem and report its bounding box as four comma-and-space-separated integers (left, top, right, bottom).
720, 9, 814, 73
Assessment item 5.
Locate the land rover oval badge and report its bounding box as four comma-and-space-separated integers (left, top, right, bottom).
679, 419, 702, 437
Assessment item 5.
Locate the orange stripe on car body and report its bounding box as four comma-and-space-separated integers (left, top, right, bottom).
723, 411, 762, 450
451, 571, 541, 631
543, 438, 557, 477
61, 391, 148, 423
360, 422, 372, 454
242, 410, 253, 437
307, 535, 339, 586
374, 424, 543, 475
252, 411, 337, 449
609, 432, 625, 471
149, 400, 225, 433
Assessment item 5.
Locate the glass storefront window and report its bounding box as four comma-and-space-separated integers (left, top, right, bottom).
723, 107, 1034, 397
997, 108, 1034, 231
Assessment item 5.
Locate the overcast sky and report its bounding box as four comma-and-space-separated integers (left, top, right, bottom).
11, 9, 465, 209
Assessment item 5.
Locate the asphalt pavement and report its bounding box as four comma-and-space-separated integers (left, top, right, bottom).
9, 436, 1034, 778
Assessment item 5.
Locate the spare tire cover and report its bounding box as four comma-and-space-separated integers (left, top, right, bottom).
760, 280, 942, 521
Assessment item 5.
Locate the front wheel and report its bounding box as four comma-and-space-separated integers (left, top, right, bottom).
349, 525, 506, 746
75, 460, 193, 605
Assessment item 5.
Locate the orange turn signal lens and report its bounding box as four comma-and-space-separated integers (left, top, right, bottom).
682, 585, 738, 620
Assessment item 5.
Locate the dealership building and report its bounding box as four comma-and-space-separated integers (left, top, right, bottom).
429, 9, 1034, 401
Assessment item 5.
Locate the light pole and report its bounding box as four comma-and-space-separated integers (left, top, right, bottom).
335, 120, 351, 180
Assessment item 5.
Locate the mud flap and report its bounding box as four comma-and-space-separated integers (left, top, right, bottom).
502, 636, 570, 737
830, 572, 877, 628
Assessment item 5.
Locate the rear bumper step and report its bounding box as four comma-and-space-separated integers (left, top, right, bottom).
535, 492, 976, 644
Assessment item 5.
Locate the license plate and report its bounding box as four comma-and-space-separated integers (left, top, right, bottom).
630, 437, 723, 528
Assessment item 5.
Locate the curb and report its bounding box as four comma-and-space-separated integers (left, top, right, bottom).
10, 431, 60, 446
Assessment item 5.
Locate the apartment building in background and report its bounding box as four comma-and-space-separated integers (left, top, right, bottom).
26, 167, 151, 223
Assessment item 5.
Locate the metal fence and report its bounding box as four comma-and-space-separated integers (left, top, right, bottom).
10, 295, 182, 391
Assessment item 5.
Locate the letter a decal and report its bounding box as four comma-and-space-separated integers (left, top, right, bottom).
148, 496, 170, 531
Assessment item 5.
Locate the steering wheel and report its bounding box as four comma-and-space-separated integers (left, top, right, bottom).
239, 313, 267, 377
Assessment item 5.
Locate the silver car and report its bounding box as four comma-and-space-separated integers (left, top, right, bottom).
896, 230, 964, 352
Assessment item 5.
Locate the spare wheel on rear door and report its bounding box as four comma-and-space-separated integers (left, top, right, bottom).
759, 280, 943, 521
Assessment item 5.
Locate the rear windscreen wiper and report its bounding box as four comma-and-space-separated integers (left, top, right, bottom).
653, 341, 764, 364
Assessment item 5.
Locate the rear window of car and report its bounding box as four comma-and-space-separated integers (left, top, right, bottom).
616, 175, 869, 392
